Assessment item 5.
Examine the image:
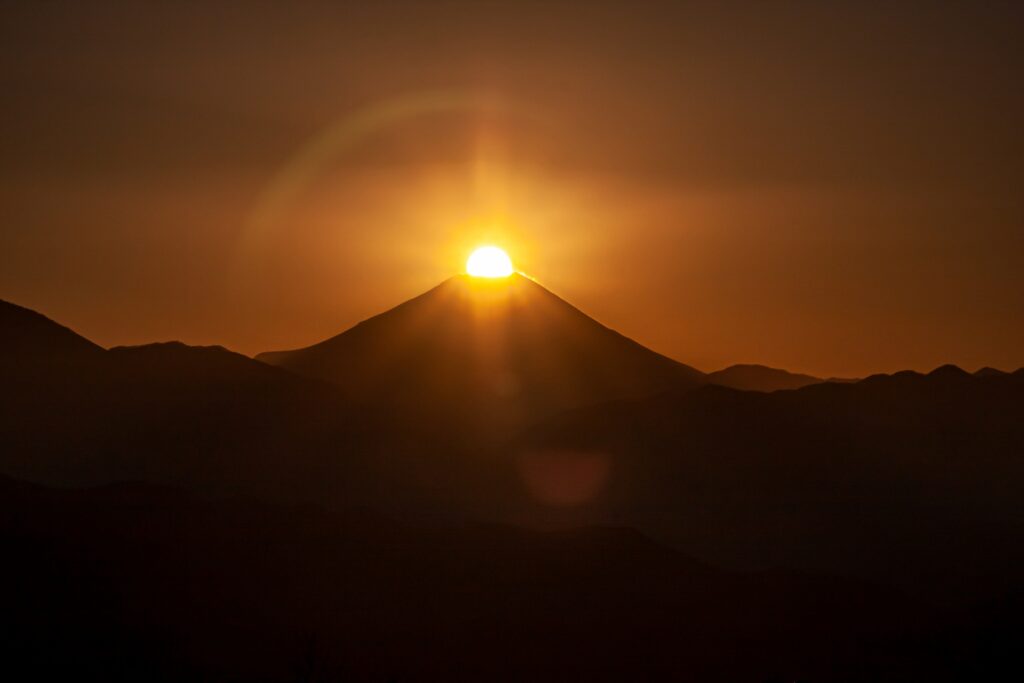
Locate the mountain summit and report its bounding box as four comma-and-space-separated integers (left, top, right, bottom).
257, 274, 703, 433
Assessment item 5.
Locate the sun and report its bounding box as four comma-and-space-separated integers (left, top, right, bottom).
466, 246, 514, 278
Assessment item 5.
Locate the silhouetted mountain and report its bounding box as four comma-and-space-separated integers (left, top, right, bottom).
0, 302, 527, 517
825, 374, 860, 383
706, 363, 824, 391
5, 294, 1024, 649
0, 326, 393, 504
0, 298, 102, 363
927, 363, 974, 380
516, 366, 1024, 603
975, 366, 1009, 378
257, 274, 704, 437
7, 476, 1014, 682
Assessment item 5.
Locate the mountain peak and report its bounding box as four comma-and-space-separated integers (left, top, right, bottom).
257, 276, 703, 433
927, 364, 972, 380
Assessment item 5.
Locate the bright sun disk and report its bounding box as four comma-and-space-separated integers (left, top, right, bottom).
466, 246, 514, 278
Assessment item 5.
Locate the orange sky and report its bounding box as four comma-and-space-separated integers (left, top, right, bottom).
1, 1, 1022, 378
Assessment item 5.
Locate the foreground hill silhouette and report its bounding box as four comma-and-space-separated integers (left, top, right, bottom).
518, 366, 1024, 602
257, 274, 704, 436
5, 475, 1018, 682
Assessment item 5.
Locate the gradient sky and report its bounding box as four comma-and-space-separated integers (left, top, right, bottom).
2, 1, 1022, 377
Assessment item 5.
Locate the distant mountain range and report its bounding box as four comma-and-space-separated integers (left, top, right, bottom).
706, 363, 834, 391
518, 364, 1024, 602
0, 289, 854, 510
3, 281, 1024, 646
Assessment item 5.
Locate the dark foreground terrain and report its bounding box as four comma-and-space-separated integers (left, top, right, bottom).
2, 294, 1023, 680
3, 476, 1019, 682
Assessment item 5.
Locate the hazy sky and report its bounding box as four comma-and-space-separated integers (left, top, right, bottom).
2, 1, 1022, 377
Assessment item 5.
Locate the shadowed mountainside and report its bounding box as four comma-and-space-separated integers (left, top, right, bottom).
516, 365, 1024, 603
6, 476, 1017, 682
0, 333, 512, 517
0, 292, 694, 516
0, 299, 103, 360
257, 274, 704, 437
4, 293, 1024, 629
0, 300, 408, 506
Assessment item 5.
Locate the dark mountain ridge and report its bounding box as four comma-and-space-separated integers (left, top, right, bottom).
4, 294, 1023, 617
706, 362, 826, 391
0, 298, 103, 360
257, 274, 704, 436
6, 475, 1006, 682
0, 320, 389, 505
517, 366, 1024, 602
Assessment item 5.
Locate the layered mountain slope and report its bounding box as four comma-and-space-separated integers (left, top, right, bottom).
0, 301, 387, 502
517, 366, 1024, 601
0, 298, 550, 514
7, 292, 1024, 610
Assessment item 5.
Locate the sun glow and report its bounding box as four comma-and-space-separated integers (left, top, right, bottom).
466, 246, 514, 278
